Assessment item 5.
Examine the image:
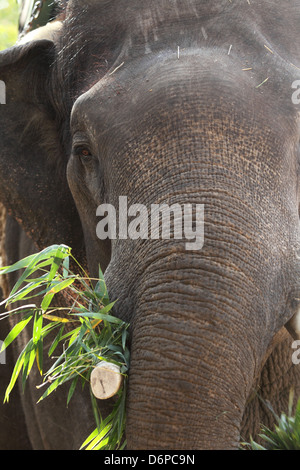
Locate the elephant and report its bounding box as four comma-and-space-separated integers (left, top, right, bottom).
1, 0, 300, 450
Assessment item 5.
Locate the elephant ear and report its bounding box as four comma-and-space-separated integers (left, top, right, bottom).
0, 40, 85, 264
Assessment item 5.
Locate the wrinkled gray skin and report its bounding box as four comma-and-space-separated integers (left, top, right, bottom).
1, 0, 300, 449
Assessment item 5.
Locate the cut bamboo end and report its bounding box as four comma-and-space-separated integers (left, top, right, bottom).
90, 361, 123, 400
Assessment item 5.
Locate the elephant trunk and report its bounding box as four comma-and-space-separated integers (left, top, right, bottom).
103, 186, 288, 449
122, 247, 267, 449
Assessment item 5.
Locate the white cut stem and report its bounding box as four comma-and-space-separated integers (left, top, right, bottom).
90, 361, 123, 400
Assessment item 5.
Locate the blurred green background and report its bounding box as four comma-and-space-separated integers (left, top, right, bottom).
0, 0, 19, 51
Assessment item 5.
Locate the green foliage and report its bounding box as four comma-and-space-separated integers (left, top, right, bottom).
0, 244, 129, 450
0, 0, 19, 51
241, 391, 300, 450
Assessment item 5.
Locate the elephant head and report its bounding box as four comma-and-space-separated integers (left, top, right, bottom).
1, 0, 300, 449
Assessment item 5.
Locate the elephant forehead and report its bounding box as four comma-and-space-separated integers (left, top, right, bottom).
62, 0, 300, 142
70, 49, 298, 144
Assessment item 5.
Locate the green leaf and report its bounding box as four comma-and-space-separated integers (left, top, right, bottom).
90, 388, 101, 431
67, 376, 79, 405
250, 440, 267, 450
295, 399, 300, 429
71, 302, 119, 324
84, 423, 112, 450
62, 255, 70, 278
41, 278, 75, 312
60, 325, 81, 343
4, 340, 33, 402
37, 377, 62, 402
36, 338, 43, 375
33, 311, 43, 345
1, 245, 129, 450
3, 280, 46, 306
6, 245, 67, 297
0, 253, 46, 275
0, 304, 37, 317
80, 427, 100, 450
122, 328, 128, 352
1, 313, 33, 352
48, 325, 65, 357
92, 436, 110, 450
22, 346, 36, 392
0, 245, 69, 276
117, 383, 126, 439
48, 246, 70, 282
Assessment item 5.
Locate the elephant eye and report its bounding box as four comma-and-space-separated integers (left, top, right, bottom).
73, 145, 93, 159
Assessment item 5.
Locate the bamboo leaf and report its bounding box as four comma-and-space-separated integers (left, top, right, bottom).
84, 423, 112, 450
48, 246, 70, 282
4, 340, 34, 402
92, 436, 110, 450
37, 377, 62, 402
48, 325, 64, 357
36, 338, 43, 375
41, 278, 75, 312
1, 245, 129, 450
22, 346, 36, 392
71, 302, 119, 324
117, 384, 126, 439
33, 311, 43, 345
43, 314, 71, 324
67, 376, 79, 405
0, 253, 46, 275
6, 245, 66, 297
80, 427, 100, 450
3, 280, 46, 306
1, 313, 33, 352
0, 304, 36, 317
122, 328, 128, 352
62, 256, 70, 278
90, 388, 101, 430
